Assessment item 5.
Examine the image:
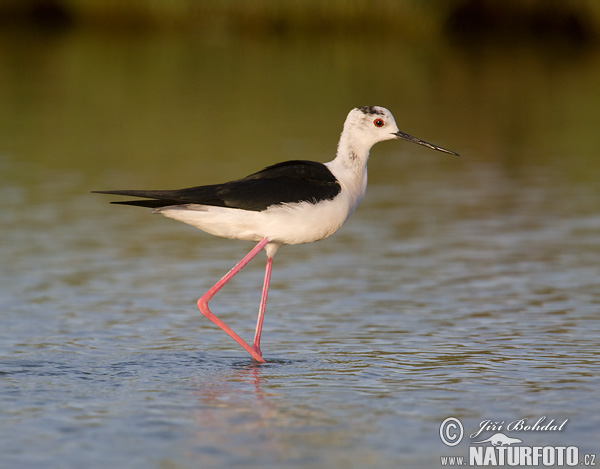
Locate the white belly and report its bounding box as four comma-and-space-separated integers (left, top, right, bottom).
156, 195, 352, 246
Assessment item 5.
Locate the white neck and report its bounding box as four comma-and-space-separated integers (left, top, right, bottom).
324, 130, 371, 218
334, 123, 372, 169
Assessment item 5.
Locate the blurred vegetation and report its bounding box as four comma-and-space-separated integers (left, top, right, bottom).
1, 0, 599, 43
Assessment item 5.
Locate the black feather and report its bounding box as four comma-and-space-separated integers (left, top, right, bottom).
93, 160, 341, 212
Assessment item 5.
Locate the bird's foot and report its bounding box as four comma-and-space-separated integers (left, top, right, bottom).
198, 297, 266, 363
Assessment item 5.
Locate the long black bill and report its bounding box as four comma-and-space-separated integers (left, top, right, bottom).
394, 131, 459, 156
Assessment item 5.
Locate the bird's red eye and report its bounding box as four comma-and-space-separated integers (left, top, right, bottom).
374, 119, 384, 127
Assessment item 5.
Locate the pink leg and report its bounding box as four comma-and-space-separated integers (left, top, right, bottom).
197, 238, 269, 363
252, 256, 273, 356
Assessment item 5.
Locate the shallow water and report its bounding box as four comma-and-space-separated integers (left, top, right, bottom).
1, 28, 600, 468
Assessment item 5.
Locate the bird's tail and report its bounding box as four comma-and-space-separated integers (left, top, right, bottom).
92, 190, 180, 208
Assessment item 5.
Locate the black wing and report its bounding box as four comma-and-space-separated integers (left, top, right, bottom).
93, 160, 341, 212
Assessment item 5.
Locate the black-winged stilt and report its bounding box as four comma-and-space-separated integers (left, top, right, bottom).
94, 106, 458, 363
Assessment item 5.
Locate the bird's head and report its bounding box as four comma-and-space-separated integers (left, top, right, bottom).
341, 106, 458, 157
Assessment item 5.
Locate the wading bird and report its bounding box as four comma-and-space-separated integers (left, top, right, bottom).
94, 106, 458, 363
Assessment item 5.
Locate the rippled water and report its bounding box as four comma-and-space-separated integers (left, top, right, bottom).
1, 28, 600, 468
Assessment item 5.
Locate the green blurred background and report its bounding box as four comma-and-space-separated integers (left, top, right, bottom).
2, 0, 600, 38
1, 0, 599, 192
